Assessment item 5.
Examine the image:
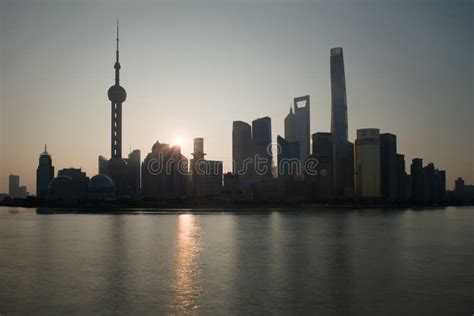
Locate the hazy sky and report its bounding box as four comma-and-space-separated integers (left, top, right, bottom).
0, 0, 472, 193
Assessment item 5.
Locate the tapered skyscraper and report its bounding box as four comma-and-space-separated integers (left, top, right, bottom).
284, 95, 310, 163
330, 47, 354, 198
330, 48, 348, 145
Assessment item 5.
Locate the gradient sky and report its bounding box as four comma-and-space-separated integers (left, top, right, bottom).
0, 0, 472, 193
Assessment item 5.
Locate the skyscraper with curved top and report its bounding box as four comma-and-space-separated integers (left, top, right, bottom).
330, 47, 354, 198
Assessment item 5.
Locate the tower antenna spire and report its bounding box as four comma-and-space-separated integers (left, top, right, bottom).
116, 19, 119, 63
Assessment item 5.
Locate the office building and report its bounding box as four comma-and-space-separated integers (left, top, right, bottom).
126, 149, 141, 196
252, 117, 272, 181
36, 145, 54, 198
9, 175, 20, 198
355, 128, 381, 199
142, 141, 188, 199
380, 133, 397, 201
330, 47, 354, 198
232, 121, 253, 180
396, 154, 408, 202
284, 95, 310, 162
190, 138, 223, 198
277, 135, 300, 177
307, 132, 333, 201
410, 158, 424, 203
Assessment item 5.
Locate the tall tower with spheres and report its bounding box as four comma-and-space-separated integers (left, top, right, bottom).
107, 21, 128, 196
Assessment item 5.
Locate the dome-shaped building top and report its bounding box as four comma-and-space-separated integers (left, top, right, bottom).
88, 174, 114, 194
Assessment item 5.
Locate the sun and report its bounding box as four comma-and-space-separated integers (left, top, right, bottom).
174, 136, 184, 147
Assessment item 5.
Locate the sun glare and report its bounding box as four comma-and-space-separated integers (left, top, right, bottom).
174, 136, 184, 147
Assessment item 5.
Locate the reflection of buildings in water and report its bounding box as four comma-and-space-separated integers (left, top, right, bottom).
169, 214, 202, 312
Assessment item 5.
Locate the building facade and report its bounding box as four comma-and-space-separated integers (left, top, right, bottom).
284, 95, 310, 163
380, 133, 397, 201
36, 145, 54, 198
232, 121, 253, 180
355, 128, 381, 199
330, 47, 354, 198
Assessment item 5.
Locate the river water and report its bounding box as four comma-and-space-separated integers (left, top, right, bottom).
0, 206, 473, 315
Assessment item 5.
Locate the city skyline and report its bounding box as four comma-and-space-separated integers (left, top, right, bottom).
1, 1, 473, 193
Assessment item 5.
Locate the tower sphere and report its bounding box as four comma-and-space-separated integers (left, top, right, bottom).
108, 85, 127, 103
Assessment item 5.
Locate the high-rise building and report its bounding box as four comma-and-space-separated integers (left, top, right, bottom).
277, 135, 299, 177
9, 175, 20, 198
355, 128, 381, 199
142, 141, 187, 199
190, 138, 223, 198
308, 132, 333, 201
232, 121, 252, 180
98, 156, 109, 175
107, 22, 128, 196
330, 47, 354, 198
127, 149, 141, 197
380, 133, 397, 201
410, 158, 424, 203
252, 117, 272, 180
36, 145, 54, 198
434, 169, 446, 203
284, 95, 310, 162
423, 163, 436, 204
396, 154, 408, 202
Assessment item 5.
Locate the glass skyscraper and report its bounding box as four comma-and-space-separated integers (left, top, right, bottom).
330, 47, 354, 198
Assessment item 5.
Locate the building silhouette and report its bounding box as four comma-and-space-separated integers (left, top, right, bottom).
190, 138, 223, 198
106, 22, 128, 196
8, 175, 28, 198
36, 145, 54, 198
307, 132, 333, 201
98, 156, 109, 175
410, 158, 424, 203
277, 135, 300, 177
355, 128, 381, 199
380, 133, 397, 201
126, 149, 141, 196
142, 141, 188, 199
396, 154, 408, 202
330, 47, 354, 198
284, 95, 310, 163
232, 121, 252, 180
87, 174, 115, 200
49, 168, 88, 201
252, 117, 272, 181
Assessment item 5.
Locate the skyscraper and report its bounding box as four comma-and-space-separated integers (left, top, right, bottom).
190, 138, 223, 197
127, 149, 141, 197
107, 22, 128, 196
9, 175, 20, 198
396, 154, 408, 203
277, 135, 299, 177
355, 128, 381, 199
232, 121, 252, 180
284, 95, 310, 162
36, 145, 54, 198
380, 133, 397, 201
330, 47, 354, 198
142, 141, 187, 199
410, 158, 424, 203
308, 132, 333, 201
252, 117, 272, 180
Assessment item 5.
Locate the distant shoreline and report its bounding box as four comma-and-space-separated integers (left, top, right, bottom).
1, 200, 471, 214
